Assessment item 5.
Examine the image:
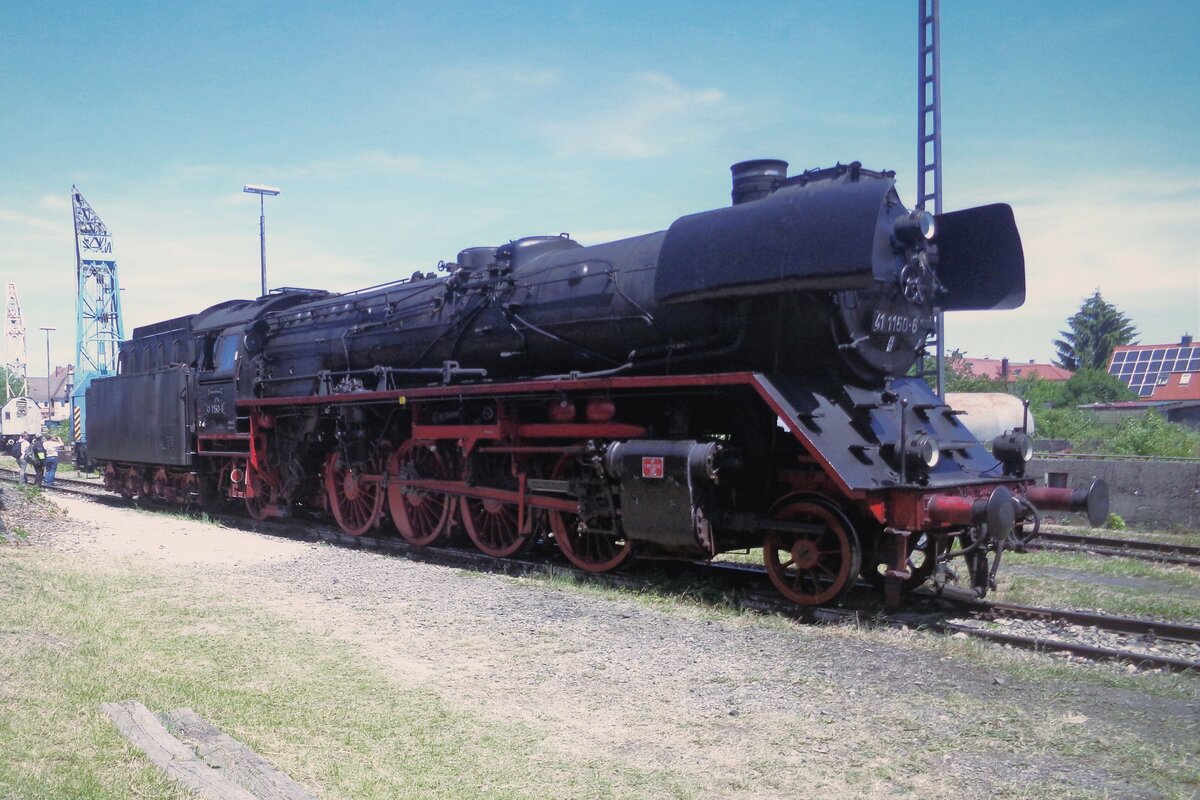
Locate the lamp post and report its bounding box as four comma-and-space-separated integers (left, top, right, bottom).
39, 326, 54, 423
243, 184, 281, 297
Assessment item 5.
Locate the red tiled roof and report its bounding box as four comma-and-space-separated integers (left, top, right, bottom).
957, 357, 1072, 382
1146, 372, 1200, 401
1008, 363, 1073, 381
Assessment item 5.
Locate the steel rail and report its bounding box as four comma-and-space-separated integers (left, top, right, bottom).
1030, 530, 1200, 560
962, 597, 1200, 645
9, 474, 1197, 672
935, 622, 1199, 672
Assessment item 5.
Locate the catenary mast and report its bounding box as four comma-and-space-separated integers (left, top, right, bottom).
918, 0, 944, 398
70, 187, 124, 466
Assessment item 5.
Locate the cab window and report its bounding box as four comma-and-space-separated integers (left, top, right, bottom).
213, 335, 240, 373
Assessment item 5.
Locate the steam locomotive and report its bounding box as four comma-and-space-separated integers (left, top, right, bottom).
86, 159, 1107, 605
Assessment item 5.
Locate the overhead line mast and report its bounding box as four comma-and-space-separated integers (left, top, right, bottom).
71, 187, 125, 466
918, 0, 945, 398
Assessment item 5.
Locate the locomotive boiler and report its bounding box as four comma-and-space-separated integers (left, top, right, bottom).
86, 159, 1107, 606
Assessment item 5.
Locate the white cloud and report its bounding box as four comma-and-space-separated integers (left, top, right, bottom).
432, 66, 562, 109
945, 169, 1200, 360
540, 72, 733, 160
1008, 172, 1198, 307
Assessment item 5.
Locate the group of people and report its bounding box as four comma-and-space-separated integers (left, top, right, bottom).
13, 433, 61, 487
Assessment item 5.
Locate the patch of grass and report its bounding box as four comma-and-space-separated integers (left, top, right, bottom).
996, 550, 1200, 622
0, 549, 694, 799
834, 628, 1200, 796
133, 504, 223, 528
1008, 549, 1200, 589
528, 565, 751, 621
5, 524, 28, 540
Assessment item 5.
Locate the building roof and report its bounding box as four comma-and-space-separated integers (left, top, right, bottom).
1107, 336, 1200, 400
24, 364, 72, 405
958, 357, 1072, 382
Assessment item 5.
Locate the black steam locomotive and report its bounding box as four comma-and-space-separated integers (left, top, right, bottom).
87, 159, 1106, 605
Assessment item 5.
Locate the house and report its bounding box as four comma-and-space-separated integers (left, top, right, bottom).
1097, 335, 1200, 428
958, 357, 1072, 383
1106, 335, 1199, 401
24, 364, 73, 422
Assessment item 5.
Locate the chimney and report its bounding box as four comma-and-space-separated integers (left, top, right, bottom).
1001, 357, 1009, 380
730, 159, 788, 205
1183, 334, 1193, 347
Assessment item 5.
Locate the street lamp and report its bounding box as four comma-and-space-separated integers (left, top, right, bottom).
243, 184, 281, 297
39, 326, 54, 422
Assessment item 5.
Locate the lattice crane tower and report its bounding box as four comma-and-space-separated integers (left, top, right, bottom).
70, 187, 125, 464
3, 282, 28, 399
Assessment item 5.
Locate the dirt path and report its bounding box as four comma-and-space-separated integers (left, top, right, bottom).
22, 494, 1200, 798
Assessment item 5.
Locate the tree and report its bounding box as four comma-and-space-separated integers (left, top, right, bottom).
0, 366, 27, 406
1053, 291, 1138, 371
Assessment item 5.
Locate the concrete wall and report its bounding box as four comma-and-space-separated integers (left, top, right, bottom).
1028, 457, 1200, 531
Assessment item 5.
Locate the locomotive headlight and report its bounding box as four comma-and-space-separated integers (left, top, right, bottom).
992, 432, 1034, 474
904, 434, 940, 469
893, 210, 937, 244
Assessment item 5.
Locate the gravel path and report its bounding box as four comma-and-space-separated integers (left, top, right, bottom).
4, 486, 1198, 799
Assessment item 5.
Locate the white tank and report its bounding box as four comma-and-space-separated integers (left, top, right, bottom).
944, 392, 1034, 442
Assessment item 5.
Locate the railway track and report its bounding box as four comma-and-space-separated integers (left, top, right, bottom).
5, 472, 1198, 673
1022, 529, 1200, 567
935, 593, 1200, 673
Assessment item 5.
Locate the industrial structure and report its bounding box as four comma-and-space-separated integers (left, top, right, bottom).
3, 282, 28, 400
917, 0, 944, 397
70, 187, 124, 465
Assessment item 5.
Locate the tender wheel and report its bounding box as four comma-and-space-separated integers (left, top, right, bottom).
244, 470, 275, 521
459, 452, 534, 558
548, 450, 631, 573
763, 497, 862, 606
387, 441, 454, 546
324, 450, 385, 536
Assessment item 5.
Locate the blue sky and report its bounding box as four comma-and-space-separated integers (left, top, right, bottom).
2, 1, 1197, 372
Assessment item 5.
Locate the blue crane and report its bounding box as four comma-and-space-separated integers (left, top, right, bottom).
70, 187, 124, 468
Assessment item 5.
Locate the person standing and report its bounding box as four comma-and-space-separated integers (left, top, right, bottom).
17, 434, 31, 485
42, 436, 61, 487
30, 435, 46, 486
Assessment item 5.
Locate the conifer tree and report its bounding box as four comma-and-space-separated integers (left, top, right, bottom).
1053, 290, 1138, 371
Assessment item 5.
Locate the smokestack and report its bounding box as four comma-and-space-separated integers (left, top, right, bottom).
730, 159, 788, 205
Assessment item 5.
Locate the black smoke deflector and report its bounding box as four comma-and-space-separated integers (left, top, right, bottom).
934, 203, 1025, 311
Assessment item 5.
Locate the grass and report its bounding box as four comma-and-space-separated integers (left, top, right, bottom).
0, 548, 696, 799
2, 491, 1195, 799
996, 550, 1200, 623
